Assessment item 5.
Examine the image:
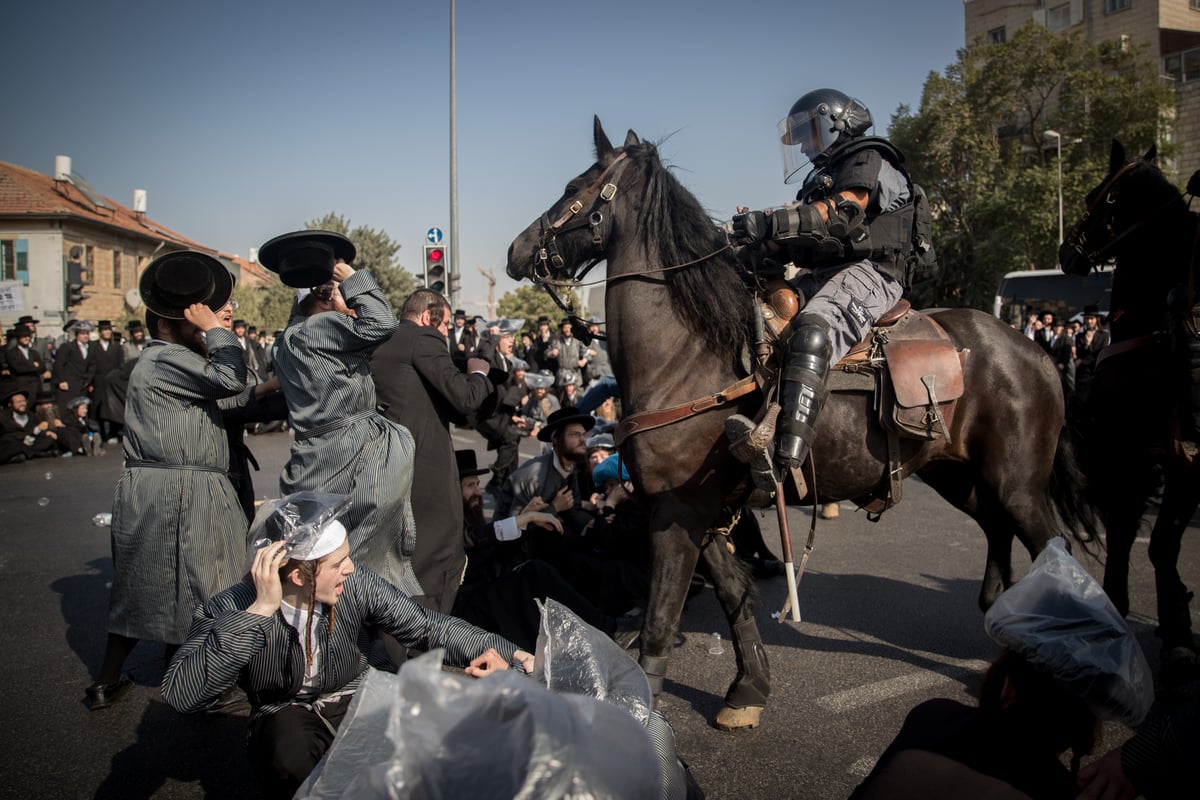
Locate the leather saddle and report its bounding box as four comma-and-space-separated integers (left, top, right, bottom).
756, 281, 969, 513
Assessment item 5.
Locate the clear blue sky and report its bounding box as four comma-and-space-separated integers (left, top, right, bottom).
6, 0, 966, 317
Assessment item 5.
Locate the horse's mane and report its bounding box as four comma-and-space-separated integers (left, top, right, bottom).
620, 141, 751, 359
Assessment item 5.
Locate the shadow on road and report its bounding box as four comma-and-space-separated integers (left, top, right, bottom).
93, 699, 256, 800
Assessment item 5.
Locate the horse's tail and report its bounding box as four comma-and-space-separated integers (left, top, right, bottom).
1049, 422, 1103, 555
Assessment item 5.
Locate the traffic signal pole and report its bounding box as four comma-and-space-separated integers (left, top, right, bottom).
448, 0, 460, 310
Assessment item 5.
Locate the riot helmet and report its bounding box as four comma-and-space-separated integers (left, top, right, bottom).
778, 89, 873, 184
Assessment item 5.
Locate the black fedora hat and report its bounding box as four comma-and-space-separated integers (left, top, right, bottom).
537, 406, 595, 442
139, 250, 234, 320
258, 230, 356, 289
16, 315, 39, 326
455, 449, 491, 479
2, 387, 30, 405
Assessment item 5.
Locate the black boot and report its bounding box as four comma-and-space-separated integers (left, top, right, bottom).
776, 316, 832, 472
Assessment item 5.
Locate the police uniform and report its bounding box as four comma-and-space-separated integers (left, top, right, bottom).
731, 89, 922, 476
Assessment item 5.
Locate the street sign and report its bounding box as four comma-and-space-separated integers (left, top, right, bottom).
426, 227, 443, 245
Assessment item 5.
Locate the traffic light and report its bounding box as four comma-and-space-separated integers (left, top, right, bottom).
423, 244, 446, 294
66, 260, 85, 307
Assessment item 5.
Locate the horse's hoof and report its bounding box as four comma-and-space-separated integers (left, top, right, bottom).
714, 704, 763, 731
820, 502, 840, 520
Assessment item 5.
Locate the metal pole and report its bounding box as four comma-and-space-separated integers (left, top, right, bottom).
1045, 130, 1063, 244
449, 0, 460, 309
1056, 134, 1063, 244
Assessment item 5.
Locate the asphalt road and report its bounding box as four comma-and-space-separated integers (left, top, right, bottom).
0, 428, 1194, 799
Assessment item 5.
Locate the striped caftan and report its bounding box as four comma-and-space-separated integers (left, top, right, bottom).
107, 328, 250, 644
160, 566, 519, 716
272, 271, 421, 594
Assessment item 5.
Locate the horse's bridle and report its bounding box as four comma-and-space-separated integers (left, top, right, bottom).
1062, 161, 1178, 268
533, 152, 630, 287
528, 148, 733, 327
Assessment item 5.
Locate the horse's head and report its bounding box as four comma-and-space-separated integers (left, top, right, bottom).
1059, 140, 1173, 276
506, 116, 640, 286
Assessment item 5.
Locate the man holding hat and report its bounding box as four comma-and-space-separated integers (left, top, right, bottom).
87, 249, 249, 711
52, 319, 97, 417
371, 288, 498, 613
162, 491, 530, 799
264, 232, 421, 603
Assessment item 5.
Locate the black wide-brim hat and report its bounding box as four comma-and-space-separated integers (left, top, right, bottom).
258, 230, 356, 288
2, 387, 31, 405
537, 406, 595, 442
455, 449, 491, 478
139, 250, 234, 320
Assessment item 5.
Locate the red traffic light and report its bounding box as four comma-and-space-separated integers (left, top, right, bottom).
427, 248, 444, 263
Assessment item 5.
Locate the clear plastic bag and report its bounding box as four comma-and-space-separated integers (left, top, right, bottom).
295, 600, 664, 799
246, 491, 351, 562
983, 538, 1154, 725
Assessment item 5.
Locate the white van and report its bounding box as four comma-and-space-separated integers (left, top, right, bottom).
992, 267, 1113, 328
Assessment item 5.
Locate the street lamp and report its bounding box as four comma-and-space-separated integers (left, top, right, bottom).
1043, 129, 1064, 244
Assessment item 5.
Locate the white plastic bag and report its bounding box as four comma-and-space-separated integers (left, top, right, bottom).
983, 538, 1154, 725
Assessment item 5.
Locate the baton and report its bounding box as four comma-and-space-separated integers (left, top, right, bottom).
775, 481, 802, 622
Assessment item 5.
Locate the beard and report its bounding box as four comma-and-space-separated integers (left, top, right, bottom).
463, 495, 486, 528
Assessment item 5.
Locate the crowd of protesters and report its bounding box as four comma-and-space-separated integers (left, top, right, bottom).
5, 233, 1195, 799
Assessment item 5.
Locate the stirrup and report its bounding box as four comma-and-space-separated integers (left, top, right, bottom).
725, 412, 780, 492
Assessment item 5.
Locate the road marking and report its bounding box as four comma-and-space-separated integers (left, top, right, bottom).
815, 658, 989, 713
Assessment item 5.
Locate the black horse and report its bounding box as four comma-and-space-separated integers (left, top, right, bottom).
1060, 140, 1199, 670
506, 118, 1097, 728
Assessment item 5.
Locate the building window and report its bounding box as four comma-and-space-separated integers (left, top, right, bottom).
1164, 47, 1200, 82
1192, 0, 1200, 10
1047, 3, 1072, 31
1, 239, 30, 285
113, 251, 123, 288
988, 26, 1007, 44
1105, 0, 1130, 13
85, 245, 95, 285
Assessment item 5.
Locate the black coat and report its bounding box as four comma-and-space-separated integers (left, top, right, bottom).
52, 340, 97, 413
370, 319, 496, 612
90, 340, 124, 422
4, 344, 46, 399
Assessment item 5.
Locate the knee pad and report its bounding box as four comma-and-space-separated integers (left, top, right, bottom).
788, 315, 832, 376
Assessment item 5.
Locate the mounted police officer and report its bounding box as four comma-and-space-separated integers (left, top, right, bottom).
728, 89, 926, 481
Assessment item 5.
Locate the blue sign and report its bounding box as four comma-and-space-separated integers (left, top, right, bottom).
426, 227, 443, 245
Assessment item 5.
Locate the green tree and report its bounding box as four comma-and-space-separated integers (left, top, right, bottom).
231, 278, 295, 334
496, 283, 584, 324
305, 212, 418, 311
890, 23, 1175, 310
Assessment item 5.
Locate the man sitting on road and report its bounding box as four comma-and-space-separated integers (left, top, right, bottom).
452, 450, 641, 651
161, 492, 532, 800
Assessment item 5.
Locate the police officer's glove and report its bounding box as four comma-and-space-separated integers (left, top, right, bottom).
731, 210, 773, 247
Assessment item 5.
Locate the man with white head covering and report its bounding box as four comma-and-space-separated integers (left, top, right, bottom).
162, 492, 530, 800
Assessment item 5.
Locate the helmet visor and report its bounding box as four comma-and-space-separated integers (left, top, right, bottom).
779, 109, 841, 184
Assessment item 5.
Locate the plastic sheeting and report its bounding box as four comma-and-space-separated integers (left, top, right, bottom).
983, 538, 1154, 726
295, 600, 666, 799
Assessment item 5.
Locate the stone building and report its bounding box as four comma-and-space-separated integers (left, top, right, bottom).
0, 156, 270, 337
964, 0, 1200, 173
